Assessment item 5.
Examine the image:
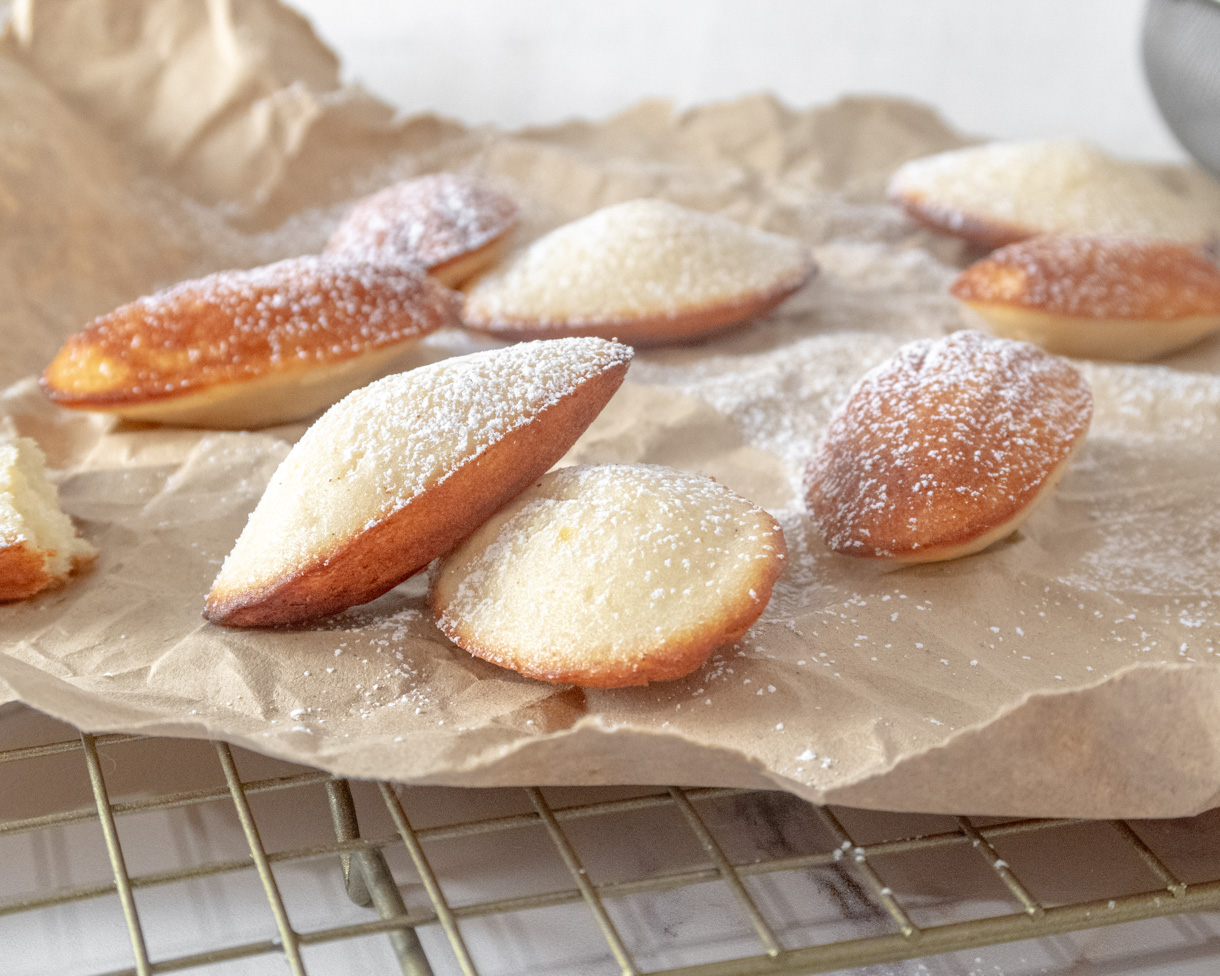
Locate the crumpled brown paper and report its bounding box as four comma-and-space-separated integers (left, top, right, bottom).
3, 0, 1220, 818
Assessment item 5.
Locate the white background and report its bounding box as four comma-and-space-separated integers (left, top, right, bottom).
290, 0, 1184, 161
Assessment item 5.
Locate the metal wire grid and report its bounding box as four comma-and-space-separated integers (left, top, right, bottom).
1, 728, 1219, 976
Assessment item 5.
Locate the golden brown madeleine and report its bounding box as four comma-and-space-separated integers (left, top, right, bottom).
804, 330, 1092, 563
0, 437, 95, 601
431, 464, 787, 687
461, 199, 816, 346
41, 257, 460, 428
205, 338, 633, 627
324, 174, 520, 288
888, 140, 1219, 249
951, 236, 1220, 360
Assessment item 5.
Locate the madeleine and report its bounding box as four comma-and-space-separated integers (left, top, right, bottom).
804, 330, 1093, 563
462, 199, 815, 345
325, 173, 520, 287
432, 463, 786, 687
206, 338, 632, 626
889, 140, 1219, 249
951, 236, 1220, 360
42, 258, 459, 428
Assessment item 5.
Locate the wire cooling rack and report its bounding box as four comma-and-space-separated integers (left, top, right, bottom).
3, 712, 1220, 976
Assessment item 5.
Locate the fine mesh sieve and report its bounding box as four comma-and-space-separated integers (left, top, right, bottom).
1144, 0, 1220, 177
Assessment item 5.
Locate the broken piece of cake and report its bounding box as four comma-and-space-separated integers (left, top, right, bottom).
888, 140, 1220, 249
0, 437, 96, 601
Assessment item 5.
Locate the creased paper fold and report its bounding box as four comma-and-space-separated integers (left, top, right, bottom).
3, 0, 1220, 818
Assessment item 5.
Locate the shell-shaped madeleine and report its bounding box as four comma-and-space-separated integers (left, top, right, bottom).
41, 257, 460, 428
461, 199, 816, 345
205, 337, 633, 627
324, 174, 520, 288
888, 140, 1220, 249
804, 330, 1092, 563
951, 236, 1220, 360
431, 463, 787, 687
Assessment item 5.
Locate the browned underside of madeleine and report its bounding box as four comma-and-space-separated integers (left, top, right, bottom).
203, 360, 630, 627
892, 191, 1036, 251
0, 544, 92, 601
40, 340, 431, 413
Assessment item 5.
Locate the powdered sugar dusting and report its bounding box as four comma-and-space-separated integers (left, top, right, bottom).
12, 84, 1220, 809
324, 173, 519, 269
804, 330, 1093, 557
1052, 362, 1220, 598
48, 257, 459, 399
1083, 362, 1220, 442
463, 198, 814, 328
211, 337, 631, 594
952, 236, 1220, 320
433, 463, 786, 685
626, 241, 960, 494
889, 140, 1220, 243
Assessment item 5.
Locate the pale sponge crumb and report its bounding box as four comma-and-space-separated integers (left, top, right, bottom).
462, 198, 815, 343
205, 337, 632, 626
888, 139, 1220, 247
0, 437, 96, 600
431, 463, 787, 687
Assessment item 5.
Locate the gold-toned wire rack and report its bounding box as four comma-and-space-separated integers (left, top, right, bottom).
3, 717, 1220, 976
